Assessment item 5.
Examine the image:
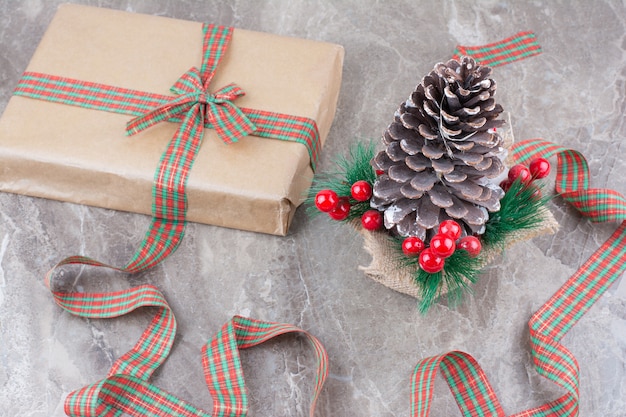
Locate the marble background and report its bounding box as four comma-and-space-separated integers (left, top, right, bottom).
1, 0, 625, 416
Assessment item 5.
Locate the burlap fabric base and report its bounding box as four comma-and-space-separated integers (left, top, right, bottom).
358, 209, 559, 299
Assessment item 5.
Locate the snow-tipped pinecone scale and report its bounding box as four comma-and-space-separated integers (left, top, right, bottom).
371, 56, 507, 240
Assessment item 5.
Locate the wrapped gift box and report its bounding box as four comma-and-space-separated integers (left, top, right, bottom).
0, 4, 344, 235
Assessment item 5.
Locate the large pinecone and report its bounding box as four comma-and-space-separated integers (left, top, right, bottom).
371, 56, 506, 240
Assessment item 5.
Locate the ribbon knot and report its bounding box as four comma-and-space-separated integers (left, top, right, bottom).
126, 66, 256, 144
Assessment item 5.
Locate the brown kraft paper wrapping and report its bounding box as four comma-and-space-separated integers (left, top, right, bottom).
0, 4, 344, 235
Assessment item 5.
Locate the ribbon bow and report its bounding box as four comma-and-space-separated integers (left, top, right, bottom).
126, 66, 256, 144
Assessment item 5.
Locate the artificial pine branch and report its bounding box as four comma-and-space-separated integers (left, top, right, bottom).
306, 141, 377, 220
482, 178, 552, 249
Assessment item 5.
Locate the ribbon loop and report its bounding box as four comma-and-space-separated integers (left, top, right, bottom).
170, 67, 205, 95
126, 66, 256, 144
203, 316, 329, 417
45, 273, 179, 416
210, 83, 246, 103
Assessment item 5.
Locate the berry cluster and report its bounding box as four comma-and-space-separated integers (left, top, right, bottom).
315, 183, 482, 274
314, 158, 551, 276
400, 220, 482, 273
499, 157, 551, 193
314, 180, 383, 227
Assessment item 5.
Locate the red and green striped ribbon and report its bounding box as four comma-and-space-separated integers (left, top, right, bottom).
452, 31, 542, 67
203, 316, 328, 417
15, 23, 321, 277
411, 351, 505, 417
409, 139, 626, 416
45, 268, 178, 416
15, 71, 321, 165
46, 268, 328, 416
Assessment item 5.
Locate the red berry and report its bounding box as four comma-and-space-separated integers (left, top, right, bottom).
361, 210, 383, 230
351, 180, 373, 202
458, 236, 481, 257
429, 233, 456, 258
438, 220, 462, 240
315, 189, 339, 212
529, 157, 551, 179
499, 179, 512, 192
508, 164, 531, 183
419, 248, 445, 273
401, 236, 425, 256
328, 198, 350, 220
375, 169, 385, 176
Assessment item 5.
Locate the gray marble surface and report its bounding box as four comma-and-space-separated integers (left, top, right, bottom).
1, 1, 625, 416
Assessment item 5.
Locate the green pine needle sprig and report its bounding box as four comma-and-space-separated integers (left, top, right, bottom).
482, 178, 552, 249
306, 141, 378, 221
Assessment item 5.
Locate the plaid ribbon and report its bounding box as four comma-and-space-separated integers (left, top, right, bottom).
203, 316, 328, 417
452, 31, 542, 67
47, 270, 328, 416
15, 23, 321, 275
409, 139, 626, 416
